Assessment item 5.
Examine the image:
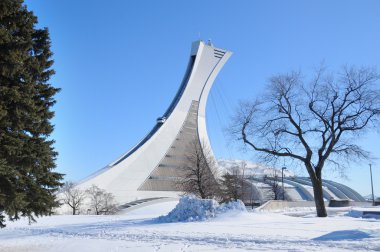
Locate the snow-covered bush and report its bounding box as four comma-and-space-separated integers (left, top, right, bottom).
157, 195, 246, 223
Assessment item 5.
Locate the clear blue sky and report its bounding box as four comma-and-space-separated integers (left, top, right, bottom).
25, 0, 380, 196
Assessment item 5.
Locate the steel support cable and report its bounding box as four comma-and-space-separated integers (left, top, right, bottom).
215, 84, 233, 116
210, 91, 233, 159
213, 79, 236, 159
215, 77, 235, 114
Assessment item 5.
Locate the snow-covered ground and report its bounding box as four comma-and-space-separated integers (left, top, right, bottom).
1, 200, 379, 252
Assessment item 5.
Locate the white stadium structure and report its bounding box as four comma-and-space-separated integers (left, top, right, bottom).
71, 40, 232, 205
61, 41, 365, 212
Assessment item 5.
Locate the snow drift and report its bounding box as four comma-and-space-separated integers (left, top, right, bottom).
157, 196, 246, 223
346, 208, 380, 219
313, 230, 372, 241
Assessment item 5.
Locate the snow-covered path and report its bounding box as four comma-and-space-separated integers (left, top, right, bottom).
1, 201, 379, 251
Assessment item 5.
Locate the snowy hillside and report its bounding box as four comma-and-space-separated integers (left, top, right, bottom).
218, 159, 295, 177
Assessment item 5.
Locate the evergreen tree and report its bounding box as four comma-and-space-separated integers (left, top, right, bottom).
0, 0, 63, 227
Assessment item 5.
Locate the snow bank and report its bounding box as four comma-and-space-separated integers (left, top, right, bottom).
346, 209, 364, 218
157, 196, 246, 223
218, 200, 247, 213
313, 230, 372, 241
346, 208, 380, 219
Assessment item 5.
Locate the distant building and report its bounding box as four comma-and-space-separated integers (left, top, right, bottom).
218, 160, 366, 204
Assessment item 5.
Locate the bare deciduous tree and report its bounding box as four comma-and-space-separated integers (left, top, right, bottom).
100, 192, 118, 215
86, 185, 118, 215
176, 139, 220, 199
221, 174, 243, 201
231, 66, 380, 217
264, 174, 283, 200
220, 163, 247, 202
61, 182, 85, 215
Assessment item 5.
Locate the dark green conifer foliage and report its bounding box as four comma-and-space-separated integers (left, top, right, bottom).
0, 0, 63, 228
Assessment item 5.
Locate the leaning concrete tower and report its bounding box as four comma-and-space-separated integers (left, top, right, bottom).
76, 41, 232, 204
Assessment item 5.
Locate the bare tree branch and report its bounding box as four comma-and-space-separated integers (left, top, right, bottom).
61, 182, 85, 215
230, 65, 380, 217
176, 139, 220, 199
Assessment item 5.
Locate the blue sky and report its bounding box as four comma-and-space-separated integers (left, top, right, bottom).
25, 0, 380, 196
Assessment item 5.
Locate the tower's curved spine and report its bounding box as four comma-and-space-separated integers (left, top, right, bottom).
76, 41, 232, 204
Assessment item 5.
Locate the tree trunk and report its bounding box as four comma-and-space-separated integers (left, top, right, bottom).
72, 208, 76, 215
310, 177, 327, 217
